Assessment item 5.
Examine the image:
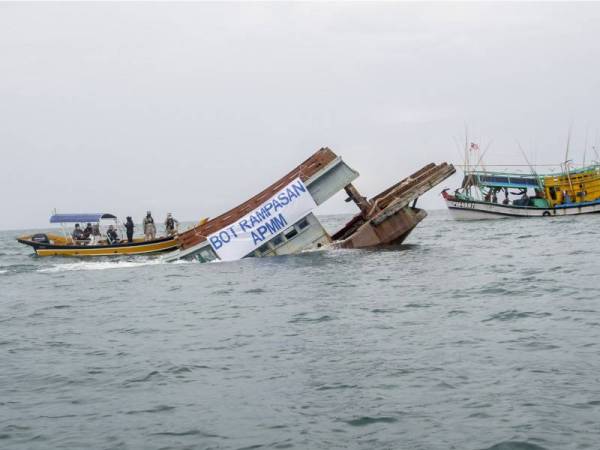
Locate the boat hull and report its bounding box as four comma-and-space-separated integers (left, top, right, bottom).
17, 236, 178, 256
334, 207, 427, 249
445, 199, 600, 220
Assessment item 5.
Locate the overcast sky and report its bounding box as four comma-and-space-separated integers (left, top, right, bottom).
1, 2, 600, 230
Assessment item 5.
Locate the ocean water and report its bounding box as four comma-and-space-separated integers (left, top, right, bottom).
1, 212, 600, 450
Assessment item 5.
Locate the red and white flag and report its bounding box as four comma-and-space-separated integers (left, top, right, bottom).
470, 142, 480, 151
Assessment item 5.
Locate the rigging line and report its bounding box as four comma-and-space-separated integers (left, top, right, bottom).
516, 140, 543, 190
454, 163, 596, 168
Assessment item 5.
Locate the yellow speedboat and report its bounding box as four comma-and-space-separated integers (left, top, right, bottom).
17, 213, 178, 257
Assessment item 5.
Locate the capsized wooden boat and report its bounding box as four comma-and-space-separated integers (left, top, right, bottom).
17, 213, 178, 256
164, 147, 455, 263
443, 164, 600, 219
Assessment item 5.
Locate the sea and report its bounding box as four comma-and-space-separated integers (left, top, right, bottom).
1, 211, 599, 450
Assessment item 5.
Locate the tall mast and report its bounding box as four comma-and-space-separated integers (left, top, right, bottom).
583, 127, 589, 168
564, 127, 574, 193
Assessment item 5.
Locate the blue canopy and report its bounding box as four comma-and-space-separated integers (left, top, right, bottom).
463, 173, 542, 189
49, 213, 117, 224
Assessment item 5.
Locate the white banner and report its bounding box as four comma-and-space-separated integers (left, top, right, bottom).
207, 178, 317, 261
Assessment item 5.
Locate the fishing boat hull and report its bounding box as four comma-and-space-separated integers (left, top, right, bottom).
445, 198, 600, 220
17, 235, 178, 256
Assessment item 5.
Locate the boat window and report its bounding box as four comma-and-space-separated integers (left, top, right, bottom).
549, 186, 557, 200
284, 227, 298, 240
196, 247, 218, 263
257, 243, 271, 254
271, 234, 284, 247
296, 217, 310, 230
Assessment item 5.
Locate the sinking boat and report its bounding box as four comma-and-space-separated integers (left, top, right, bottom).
17, 213, 178, 256
443, 164, 600, 219
165, 147, 455, 262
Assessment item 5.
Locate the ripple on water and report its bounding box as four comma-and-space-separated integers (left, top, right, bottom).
125, 405, 175, 415
481, 442, 549, 450
288, 314, 335, 323
483, 310, 552, 322
150, 429, 223, 438
342, 416, 398, 427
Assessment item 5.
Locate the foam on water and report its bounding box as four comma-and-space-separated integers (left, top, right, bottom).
37, 259, 165, 273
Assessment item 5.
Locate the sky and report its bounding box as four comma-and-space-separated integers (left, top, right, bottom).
1, 2, 600, 230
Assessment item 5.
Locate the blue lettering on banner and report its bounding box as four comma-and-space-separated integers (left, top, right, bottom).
292, 181, 306, 195
209, 235, 223, 249
250, 213, 288, 245
207, 177, 316, 261
277, 192, 290, 205
219, 230, 231, 243
239, 219, 251, 232
286, 187, 297, 201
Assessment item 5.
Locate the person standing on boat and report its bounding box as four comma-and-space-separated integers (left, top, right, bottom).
143, 211, 156, 241
164, 213, 179, 236
124, 216, 135, 243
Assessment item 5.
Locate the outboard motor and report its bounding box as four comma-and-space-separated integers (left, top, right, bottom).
31, 233, 50, 244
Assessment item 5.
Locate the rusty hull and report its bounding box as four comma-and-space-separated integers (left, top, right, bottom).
331, 162, 456, 249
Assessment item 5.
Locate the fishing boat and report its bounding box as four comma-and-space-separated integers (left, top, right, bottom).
442, 164, 600, 219
17, 213, 178, 256
165, 147, 455, 263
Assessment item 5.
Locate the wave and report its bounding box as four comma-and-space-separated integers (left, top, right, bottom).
481, 442, 548, 450
33, 254, 204, 273
37, 259, 165, 273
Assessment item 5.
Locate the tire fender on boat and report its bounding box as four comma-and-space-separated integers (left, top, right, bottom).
542, 211, 551, 217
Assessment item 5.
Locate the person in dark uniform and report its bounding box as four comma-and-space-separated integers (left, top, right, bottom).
106, 225, 119, 245
124, 216, 135, 243
72, 224, 84, 241
82, 223, 93, 240
164, 213, 179, 236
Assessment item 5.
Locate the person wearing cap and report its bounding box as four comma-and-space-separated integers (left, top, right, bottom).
72, 223, 84, 242
143, 211, 156, 241
124, 216, 135, 243
164, 213, 179, 237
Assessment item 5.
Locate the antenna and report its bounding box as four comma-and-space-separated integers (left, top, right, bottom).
583, 126, 589, 168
